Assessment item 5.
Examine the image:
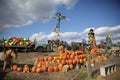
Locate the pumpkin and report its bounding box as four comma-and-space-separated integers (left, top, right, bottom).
97, 55, 101, 59
65, 60, 69, 64
39, 57, 44, 62
72, 52, 75, 56
68, 59, 73, 64
74, 51, 78, 56
72, 59, 77, 64
17, 67, 22, 72
90, 59, 95, 63
19, 42, 24, 46
63, 55, 67, 60
48, 67, 54, 72
79, 59, 83, 63
102, 56, 107, 61
41, 65, 47, 72
23, 65, 29, 73
90, 48, 100, 56
12, 65, 18, 71
67, 55, 70, 59
58, 64, 63, 71
65, 51, 69, 55
48, 56, 53, 61
70, 55, 74, 59
69, 64, 73, 70
61, 60, 66, 65
44, 57, 48, 62
36, 68, 42, 73
37, 63, 42, 68
56, 59, 61, 63
59, 52, 64, 58
83, 58, 87, 62
52, 60, 56, 63
54, 56, 60, 60
81, 54, 84, 59
54, 66, 59, 72
78, 51, 83, 55
31, 67, 36, 73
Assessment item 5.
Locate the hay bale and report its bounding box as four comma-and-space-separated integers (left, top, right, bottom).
62, 65, 69, 72
58, 46, 64, 52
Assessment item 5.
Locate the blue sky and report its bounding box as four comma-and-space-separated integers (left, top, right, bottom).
0, 0, 120, 44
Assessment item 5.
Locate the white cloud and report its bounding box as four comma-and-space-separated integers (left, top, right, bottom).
30, 25, 120, 44
95, 25, 120, 35
94, 25, 120, 43
30, 32, 47, 43
0, 0, 79, 33
30, 31, 82, 43
47, 32, 57, 40
61, 32, 82, 39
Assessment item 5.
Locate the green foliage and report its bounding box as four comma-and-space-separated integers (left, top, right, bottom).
66, 46, 71, 50
71, 45, 79, 51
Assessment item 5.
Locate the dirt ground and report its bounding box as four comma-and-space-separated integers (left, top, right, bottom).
0, 52, 81, 80
0, 51, 120, 80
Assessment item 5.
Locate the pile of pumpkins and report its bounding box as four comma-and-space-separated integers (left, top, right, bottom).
4, 37, 33, 47
11, 49, 107, 73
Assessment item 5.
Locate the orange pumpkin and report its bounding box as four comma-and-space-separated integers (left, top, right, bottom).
77, 50, 83, 55
67, 55, 70, 59
83, 58, 87, 62
48, 56, 53, 61
72, 52, 75, 56
79, 59, 83, 63
65, 60, 69, 64
58, 64, 63, 71
102, 56, 107, 61
61, 60, 66, 65
56, 59, 61, 63
41, 65, 47, 72
31, 67, 36, 73
37, 63, 42, 68
60, 53, 64, 58
54, 66, 59, 72
69, 64, 73, 70
12, 65, 18, 71
39, 57, 44, 62
63, 55, 67, 60
17, 67, 22, 72
68, 59, 73, 64
97, 55, 101, 59
70, 55, 74, 59
36, 68, 41, 73
44, 57, 48, 62
65, 51, 69, 55
90, 59, 95, 63
72, 59, 77, 64
48, 67, 54, 72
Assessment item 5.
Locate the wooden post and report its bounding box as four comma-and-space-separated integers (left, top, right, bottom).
87, 54, 92, 80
